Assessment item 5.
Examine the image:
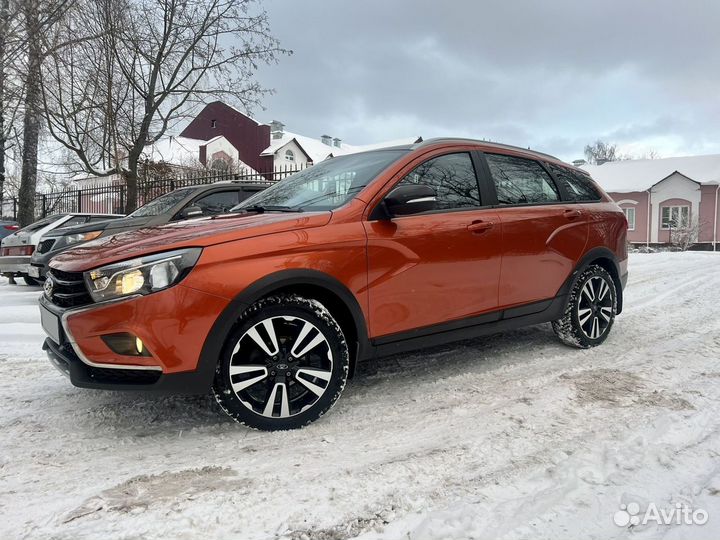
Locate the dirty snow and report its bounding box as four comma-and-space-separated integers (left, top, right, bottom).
1, 252, 719, 540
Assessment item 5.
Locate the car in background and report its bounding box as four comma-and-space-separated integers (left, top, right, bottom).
29, 182, 267, 280
0, 219, 19, 242
1, 213, 123, 285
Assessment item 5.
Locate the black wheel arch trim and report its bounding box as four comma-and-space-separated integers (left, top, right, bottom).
557, 247, 624, 314
192, 269, 371, 392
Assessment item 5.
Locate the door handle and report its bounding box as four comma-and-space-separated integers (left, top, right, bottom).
563, 209, 582, 220
467, 220, 494, 233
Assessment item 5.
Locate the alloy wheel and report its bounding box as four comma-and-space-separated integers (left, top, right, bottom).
577, 276, 614, 339
228, 315, 334, 418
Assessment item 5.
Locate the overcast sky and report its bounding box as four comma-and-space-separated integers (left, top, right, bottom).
253, 0, 720, 162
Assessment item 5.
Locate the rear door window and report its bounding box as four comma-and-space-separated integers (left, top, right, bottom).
398, 152, 481, 210
547, 164, 601, 201
485, 154, 560, 205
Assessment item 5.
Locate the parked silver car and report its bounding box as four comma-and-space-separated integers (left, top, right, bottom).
0, 213, 122, 285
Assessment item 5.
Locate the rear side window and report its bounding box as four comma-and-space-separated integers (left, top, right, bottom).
398, 152, 480, 210
548, 164, 602, 201
193, 190, 240, 215
485, 154, 560, 205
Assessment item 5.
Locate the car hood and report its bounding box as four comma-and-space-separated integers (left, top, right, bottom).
49, 211, 331, 272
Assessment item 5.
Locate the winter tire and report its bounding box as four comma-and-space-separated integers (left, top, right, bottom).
213, 294, 349, 430
552, 264, 617, 348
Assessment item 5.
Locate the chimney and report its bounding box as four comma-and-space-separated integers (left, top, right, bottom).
596, 158, 610, 165
270, 120, 285, 140
572, 159, 587, 167
333, 137, 342, 148
321, 134, 332, 146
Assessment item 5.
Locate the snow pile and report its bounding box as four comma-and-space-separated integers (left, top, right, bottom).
0, 252, 719, 539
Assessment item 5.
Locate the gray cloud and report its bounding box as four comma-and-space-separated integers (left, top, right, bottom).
253, 0, 720, 161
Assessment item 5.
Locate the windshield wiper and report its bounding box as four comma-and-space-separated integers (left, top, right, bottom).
234, 204, 303, 214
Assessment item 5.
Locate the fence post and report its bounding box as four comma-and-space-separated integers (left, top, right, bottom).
41, 195, 47, 218
13, 197, 17, 220
119, 186, 125, 214
77, 189, 82, 212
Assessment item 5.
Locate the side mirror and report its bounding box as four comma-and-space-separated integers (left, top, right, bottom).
383, 184, 437, 217
180, 205, 203, 218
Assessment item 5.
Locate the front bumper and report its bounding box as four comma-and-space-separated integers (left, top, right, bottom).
39, 285, 230, 393
0, 255, 31, 275
43, 337, 213, 393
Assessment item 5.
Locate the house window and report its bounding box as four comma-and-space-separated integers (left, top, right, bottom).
621, 207, 635, 230
661, 206, 689, 229
285, 149, 295, 162
211, 119, 217, 128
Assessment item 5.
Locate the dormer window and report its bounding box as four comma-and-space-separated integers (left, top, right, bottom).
211, 119, 217, 128
285, 149, 295, 162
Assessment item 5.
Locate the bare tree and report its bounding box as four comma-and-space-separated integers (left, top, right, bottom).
671, 220, 702, 251
12, 0, 73, 225
44, 0, 287, 213
584, 140, 620, 165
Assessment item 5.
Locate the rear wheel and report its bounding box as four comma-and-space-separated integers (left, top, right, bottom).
213, 295, 349, 431
552, 264, 617, 348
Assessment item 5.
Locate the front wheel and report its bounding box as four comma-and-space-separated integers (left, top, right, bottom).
552, 264, 617, 348
213, 295, 349, 431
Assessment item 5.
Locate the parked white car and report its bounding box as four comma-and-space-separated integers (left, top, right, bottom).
0, 213, 122, 285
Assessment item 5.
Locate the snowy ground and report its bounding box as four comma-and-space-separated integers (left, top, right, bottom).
1, 252, 720, 540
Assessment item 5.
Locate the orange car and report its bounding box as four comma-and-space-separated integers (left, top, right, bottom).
40, 139, 628, 430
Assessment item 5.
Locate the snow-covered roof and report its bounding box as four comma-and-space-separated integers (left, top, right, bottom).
142, 136, 206, 165
261, 132, 420, 163
581, 154, 720, 193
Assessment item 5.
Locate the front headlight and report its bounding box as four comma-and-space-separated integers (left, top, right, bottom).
84, 247, 202, 302
65, 230, 103, 246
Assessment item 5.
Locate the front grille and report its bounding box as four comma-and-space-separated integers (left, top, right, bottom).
47, 269, 93, 308
37, 239, 56, 254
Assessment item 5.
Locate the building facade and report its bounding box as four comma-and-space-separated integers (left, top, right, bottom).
582, 156, 720, 248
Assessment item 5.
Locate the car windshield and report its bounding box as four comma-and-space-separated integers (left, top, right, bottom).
128, 187, 194, 217
232, 150, 407, 212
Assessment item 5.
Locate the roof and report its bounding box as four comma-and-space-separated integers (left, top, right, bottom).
581, 154, 720, 193
415, 138, 562, 162
261, 132, 421, 163
142, 136, 206, 165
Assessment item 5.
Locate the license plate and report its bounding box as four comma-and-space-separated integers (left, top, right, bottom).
40, 304, 62, 344
28, 266, 40, 278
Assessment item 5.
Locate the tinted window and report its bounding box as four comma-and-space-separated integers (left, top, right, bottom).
193, 190, 239, 215
485, 154, 560, 205
87, 215, 120, 223
548, 164, 601, 201
129, 187, 195, 217
398, 153, 480, 210
238, 188, 262, 203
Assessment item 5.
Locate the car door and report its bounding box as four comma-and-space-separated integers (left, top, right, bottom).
482, 152, 589, 308
364, 151, 502, 338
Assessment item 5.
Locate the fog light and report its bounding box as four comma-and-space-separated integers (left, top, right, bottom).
102, 333, 152, 357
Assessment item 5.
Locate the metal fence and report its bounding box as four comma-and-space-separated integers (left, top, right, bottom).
0, 165, 306, 221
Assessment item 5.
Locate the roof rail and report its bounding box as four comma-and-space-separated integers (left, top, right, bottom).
413, 137, 562, 162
